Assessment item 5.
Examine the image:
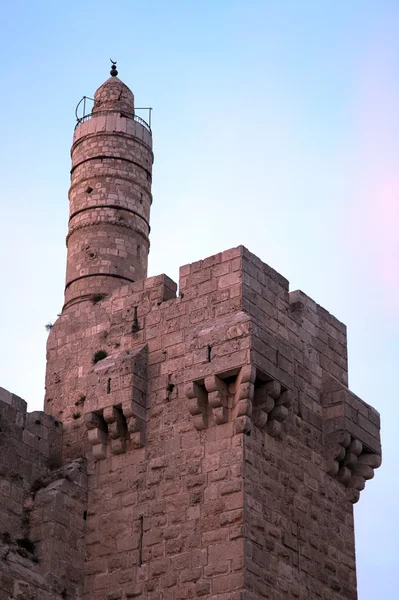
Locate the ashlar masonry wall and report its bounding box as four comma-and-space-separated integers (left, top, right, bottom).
0, 388, 87, 600
39, 245, 381, 600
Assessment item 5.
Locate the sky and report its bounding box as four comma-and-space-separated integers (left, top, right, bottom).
0, 1, 398, 597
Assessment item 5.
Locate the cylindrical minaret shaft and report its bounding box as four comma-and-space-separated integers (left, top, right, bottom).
64, 70, 153, 310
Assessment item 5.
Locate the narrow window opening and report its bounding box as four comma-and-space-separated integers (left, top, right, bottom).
107, 378, 111, 394
138, 515, 144, 566
140, 193, 143, 205
166, 374, 175, 401
132, 306, 139, 333
207, 346, 212, 362
83, 510, 87, 521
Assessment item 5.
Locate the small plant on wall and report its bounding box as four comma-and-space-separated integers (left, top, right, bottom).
75, 395, 86, 407
93, 350, 108, 364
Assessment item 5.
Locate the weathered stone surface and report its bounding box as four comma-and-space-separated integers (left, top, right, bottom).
0, 71, 381, 600
65, 73, 153, 310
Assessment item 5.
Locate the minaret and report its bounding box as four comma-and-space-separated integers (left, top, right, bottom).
64, 62, 153, 310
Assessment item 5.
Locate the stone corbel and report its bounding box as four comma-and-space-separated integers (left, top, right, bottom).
186, 365, 292, 437
122, 400, 145, 448
252, 380, 292, 438
186, 381, 208, 431
84, 403, 146, 459
84, 412, 108, 460
185, 375, 231, 431
326, 430, 381, 503
204, 375, 229, 425
103, 406, 126, 455
232, 365, 256, 435
323, 374, 381, 502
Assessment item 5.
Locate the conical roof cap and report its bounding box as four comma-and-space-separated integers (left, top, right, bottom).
92, 76, 134, 114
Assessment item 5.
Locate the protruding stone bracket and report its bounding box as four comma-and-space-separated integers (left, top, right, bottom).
252, 378, 292, 438
185, 373, 238, 432
103, 406, 127, 455
322, 373, 381, 502
186, 365, 292, 438
122, 399, 145, 449
85, 402, 146, 460
326, 430, 382, 503
205, 375, 229, 425
232, 364, 256, 435
186, 381, 208, 431
85, 412, 108, 460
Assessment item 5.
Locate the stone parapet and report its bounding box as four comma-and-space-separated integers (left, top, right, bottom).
74, 113, 152, 148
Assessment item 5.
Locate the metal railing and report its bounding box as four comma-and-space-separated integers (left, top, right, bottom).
75, 96, 152, 132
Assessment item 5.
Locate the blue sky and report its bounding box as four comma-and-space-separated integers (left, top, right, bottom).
0, 1, 398, 597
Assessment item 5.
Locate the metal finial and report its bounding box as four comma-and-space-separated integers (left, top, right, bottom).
110, 59, 118, 77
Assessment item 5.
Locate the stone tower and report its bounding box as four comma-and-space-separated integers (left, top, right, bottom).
65, 66, 153, 310
0, 68, 381, 600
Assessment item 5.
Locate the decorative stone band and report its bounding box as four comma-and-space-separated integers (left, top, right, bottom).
186, 364, 292, 438
70, 154, 152, 181
68, 173, 153, 201
66, 215, 150, 245
65, 272, 136, 291
69, 205, 151, 229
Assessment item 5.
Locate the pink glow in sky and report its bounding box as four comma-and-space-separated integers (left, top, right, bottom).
350, 31, 399, 305
0, 4, 397, 599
